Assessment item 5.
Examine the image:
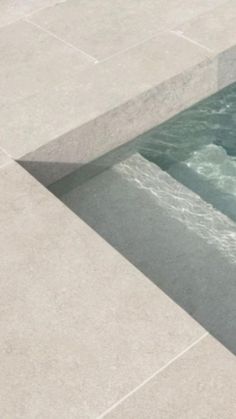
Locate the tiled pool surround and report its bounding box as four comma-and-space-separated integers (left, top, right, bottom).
20, 44, 236, 186
2, 157, 235, 419
13, 0, 236, 186
1, 1, 236, 417
50, 82, 236, 220
50, 83, 236, 355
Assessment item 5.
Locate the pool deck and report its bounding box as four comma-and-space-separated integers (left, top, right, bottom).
1, 1, 236, 417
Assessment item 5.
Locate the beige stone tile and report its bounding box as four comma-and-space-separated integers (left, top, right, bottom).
0, 24, 213, 161
20, 57, 218, 185
118, 31, 209, 80
0, 18, 95, 157
0, 19, 93, 109
0, 0, 66, 28
174, 0, 236, 89
0, 148, 11, 168
1, 3, 233, 172
0, 162, 205, 418
104, 335, 236, 419
0, 0, 233, 166
30, 0, 164, 61
30, 0, 228, 60
0, 49, 160, 157
175, 0, 236, 54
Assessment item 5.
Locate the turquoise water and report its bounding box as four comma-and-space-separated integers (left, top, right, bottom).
51, 82, 236, 222
137, 83, 236, 221
50, 83, 236, 354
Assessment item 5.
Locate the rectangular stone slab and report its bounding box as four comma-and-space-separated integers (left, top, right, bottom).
0, 162, 205, 418
1, 1, 236, 185
103, 335, 236, 419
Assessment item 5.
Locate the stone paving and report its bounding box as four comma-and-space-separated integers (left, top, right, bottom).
1, 1, 236, 417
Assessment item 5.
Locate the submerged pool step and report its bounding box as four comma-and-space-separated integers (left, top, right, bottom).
168, 159, 236, 222
56, 154, 236, 354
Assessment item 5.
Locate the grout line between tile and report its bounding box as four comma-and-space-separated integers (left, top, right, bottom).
97, 32, 160, 64
0, 161, 13, 169
169, 30, 214, 54
23, 18, 99, 63
96, 331, 209, 419
0, 145, 13, 159
96, 25, 213, 65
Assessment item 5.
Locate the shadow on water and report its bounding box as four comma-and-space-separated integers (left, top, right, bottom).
18, 79, 236, 356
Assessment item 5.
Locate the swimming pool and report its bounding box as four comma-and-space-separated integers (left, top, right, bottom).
49, 82, 236, 354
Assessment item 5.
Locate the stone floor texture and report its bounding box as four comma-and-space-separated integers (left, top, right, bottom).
0, 0, 236, 184
1, 1, 236, 418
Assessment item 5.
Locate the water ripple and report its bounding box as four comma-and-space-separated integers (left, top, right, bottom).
116, 154, 236, 265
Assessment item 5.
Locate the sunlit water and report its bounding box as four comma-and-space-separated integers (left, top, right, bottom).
50, 82, 236, 354
186, 144, 236, 195
51, 82, 236, 224
116, 153, 236, 265
136, 83, 236, 222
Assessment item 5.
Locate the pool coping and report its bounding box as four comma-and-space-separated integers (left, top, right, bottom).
19, 43, 236, 186
17, 35, 236, 186
1, 2, 236, 416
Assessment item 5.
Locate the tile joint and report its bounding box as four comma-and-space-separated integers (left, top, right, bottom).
96, 331, 209, 419
23, 17, 99, 63
169, 30, 214, 54
0, 145, 12, 159
97, 33, 159, 64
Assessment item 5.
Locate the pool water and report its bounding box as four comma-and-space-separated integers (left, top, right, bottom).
50, 82, 236, 354
137, 84, 236, 222
52, 82, 236, 222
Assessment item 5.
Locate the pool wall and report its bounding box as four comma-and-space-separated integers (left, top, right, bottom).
19, 41, 236, 186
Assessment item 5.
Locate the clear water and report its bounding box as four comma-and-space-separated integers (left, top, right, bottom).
51, 82, 236, 222
50, 82, 236, 354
